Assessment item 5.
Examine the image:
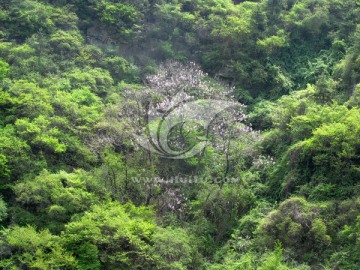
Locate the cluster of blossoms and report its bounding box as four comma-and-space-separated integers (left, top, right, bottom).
146, 61, 255, 134
252, 155, 276, 169
146, 61, 207, 95
158, 188, 188, 214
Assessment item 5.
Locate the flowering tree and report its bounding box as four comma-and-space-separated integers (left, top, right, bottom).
95, 60, 262, 167
92, 61, 263, 210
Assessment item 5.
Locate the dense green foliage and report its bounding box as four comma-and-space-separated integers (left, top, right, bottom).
0, 0, 359, 269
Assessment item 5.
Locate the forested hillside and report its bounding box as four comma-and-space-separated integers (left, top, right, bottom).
0, 0, 359, 269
